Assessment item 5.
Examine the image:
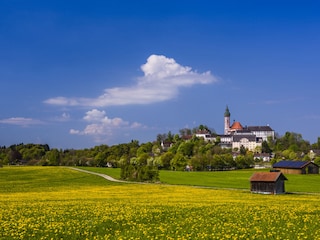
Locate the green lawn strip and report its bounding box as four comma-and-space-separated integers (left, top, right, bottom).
159, 169, 259, 189
74, 167, 258, 189
73, 166, 320, 193
160, 169, 320, 193
285, 174, 320, 193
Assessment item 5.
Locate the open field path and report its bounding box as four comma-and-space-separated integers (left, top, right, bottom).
68, 167, 320, 195
68, 167, 247, 190
68, 167, 128, 183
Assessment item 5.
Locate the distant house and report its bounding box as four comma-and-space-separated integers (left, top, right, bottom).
232, 132, 262, 152
250, 172, 287, 194
218, 135, 232, 148
195, 130, 215, 142
273, 160, 319, 174
161, 141, 173, 151
309, 149, 320, 160
254, 153, 271, 162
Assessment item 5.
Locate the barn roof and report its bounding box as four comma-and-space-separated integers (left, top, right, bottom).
273, 160, 310, 169
250, 172, 287, 182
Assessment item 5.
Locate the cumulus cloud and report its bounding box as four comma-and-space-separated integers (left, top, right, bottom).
44, 54, 218, 107
83, 109, 107, 122
0, 117, 43, 126
70, 109, 143, 141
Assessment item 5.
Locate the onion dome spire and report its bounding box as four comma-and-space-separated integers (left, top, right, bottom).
224, 105, 230, 117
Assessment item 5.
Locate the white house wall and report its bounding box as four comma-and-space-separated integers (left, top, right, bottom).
232, 138, 262, 151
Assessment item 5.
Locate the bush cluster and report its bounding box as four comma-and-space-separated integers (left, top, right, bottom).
120, 164, 159, 182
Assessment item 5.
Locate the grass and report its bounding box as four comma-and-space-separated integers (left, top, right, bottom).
285, 174, 320, 193
75, 166, 320, 193
160, 169, 320, 193
0, 166, 120, 193
1, 166, 320, 239
159, 169, 256, 189
76, 166, 121, 179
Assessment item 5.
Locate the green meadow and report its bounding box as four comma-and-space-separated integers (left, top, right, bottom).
1, 166, 320, 239
78, 166, 320, 193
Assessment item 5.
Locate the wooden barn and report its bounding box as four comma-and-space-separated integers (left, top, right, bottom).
250, 172, 287, 194
272, 160, 319, 174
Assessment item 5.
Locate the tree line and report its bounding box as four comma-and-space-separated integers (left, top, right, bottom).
1, 128, 320, 172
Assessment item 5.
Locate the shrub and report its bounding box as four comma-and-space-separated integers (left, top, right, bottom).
120, 164, 159, 182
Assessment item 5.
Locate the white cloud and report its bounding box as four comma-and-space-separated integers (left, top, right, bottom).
83, 109, 107, 122
44, 54, 218, 107
69, 129, 80, 134
70, 109, 144, 142
44, 97, 80, 106
0, 117, 43, 126
131, 122, 143, 128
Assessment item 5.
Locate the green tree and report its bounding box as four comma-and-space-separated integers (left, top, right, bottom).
177, 142, 194, 157
261, 141, 272, 153
211, 154, 224, 170
222, 154, 236, 169
160, 152, 174, 170
152, 144, 161, 156
167, 131, 174, 142
174, 134, 181, 143
94, 152, 106, 167
274, 132, 310, 153
171, 153, 187, 171
311, 137, 320, 149
44, 149, 61, 166
314, 156, 320, 166
289, 151, 298, 160
137, 142, 153, 156
190, 154, 209, 171
168, 141, 180, 154
8, 147, 22, 164
137, 153, 149, 165
235, 155, 253, 169
120, 163, 159, 182
0, 151, 8, 165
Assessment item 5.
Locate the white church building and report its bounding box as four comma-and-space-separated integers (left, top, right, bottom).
196, 106, 275, 152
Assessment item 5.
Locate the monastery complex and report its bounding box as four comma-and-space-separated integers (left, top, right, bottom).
196, 106, 275, 151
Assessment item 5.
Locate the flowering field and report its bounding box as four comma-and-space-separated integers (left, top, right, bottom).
1, 167, 320, 239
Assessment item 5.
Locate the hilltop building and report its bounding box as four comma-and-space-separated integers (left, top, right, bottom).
222, 106, 275, 151
196, 106, 275, 152
224, 106, 275, 141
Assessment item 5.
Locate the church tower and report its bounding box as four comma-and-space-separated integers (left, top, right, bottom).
224, 106, 231, 135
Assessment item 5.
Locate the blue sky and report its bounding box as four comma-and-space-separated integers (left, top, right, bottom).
1, 0, 320, 149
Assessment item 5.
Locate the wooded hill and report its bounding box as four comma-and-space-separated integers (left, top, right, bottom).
1, 129, 320, 170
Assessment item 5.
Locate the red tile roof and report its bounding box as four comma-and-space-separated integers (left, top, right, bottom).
230, 121, 243, 130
